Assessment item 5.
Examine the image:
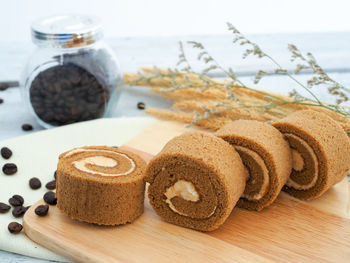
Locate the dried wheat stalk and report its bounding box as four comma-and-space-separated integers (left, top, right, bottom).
124, 68, 350, 132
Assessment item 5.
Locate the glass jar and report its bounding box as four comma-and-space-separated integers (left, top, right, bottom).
21, 15, 123, 128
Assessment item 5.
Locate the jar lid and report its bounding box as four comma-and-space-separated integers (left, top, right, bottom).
31, 15, 103, 48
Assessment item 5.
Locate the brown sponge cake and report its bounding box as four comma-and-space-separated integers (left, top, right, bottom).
273, 110, 350, 200
216, 120, 292, 211
145, 132, 246, 232
56, 146, 147, 226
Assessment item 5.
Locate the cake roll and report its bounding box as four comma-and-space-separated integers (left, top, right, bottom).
216, 120, 292, 211
273, 110, 350, 200
56, 146, 147, 225
145, 132, 246, 231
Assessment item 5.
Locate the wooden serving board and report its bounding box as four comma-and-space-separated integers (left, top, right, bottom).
23, 120, 350, 263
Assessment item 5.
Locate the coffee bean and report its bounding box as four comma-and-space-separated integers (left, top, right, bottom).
8, 222, 23, 234
35, 205, 49, 216
22, 124, 33, 131
9, 195, 24, 207
0, 202, 11, 213
12, 206, 26, 218
1, 147, 12, 159
45, 180, 56, 190
0, 98, 3, 104
137, 102, 145, 110
43, 191, 57, 205
54, 170, 57, 179
0, 84, 9, 91
29, 177, 41, 190
2, 163, 17, 175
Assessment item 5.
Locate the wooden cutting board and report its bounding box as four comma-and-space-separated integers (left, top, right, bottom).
23, 120, 350, 263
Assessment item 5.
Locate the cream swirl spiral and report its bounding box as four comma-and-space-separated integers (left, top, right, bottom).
63, 147, 136, 177
145, 132, 246, 232
216, 120, 292, 211
56, 146, 147, 226
273, 110, 350, 200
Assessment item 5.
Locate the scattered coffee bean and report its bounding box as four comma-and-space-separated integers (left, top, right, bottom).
45, 180, 56, 190
8, 222, 23, 234
43, 191, 57, 205
137, 102, 145, 110
12, 206, 26, 218
54, 170, 57, 179
0, 202, 11, 213
9, 195, 24, 207
35, 204, 49, 216
112, 146, 119, 149
22, 124, 33, 131
29, 177, 42, 190
2, 163, 17, 175
0, 98, 3, 104
0, 84, 8, 91
1, 147, 12, 159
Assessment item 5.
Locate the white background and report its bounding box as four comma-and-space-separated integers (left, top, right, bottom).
1, 0, 350, 43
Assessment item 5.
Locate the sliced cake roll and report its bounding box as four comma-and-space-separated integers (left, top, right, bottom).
56, 146, 147, 225
145, 132, 246, 231
216, 120, 292, 211
273, 110, 350, 200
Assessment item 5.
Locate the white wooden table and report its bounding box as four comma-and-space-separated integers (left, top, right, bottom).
0, 32, 349, 262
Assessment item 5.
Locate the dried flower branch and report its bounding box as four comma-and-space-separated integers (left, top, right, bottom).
288, 44, 350, 104
125, 67, 350, 133
124, 24, 350, 132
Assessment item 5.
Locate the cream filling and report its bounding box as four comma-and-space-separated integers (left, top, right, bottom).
64, 148, 135, 176
235, 146, 269, 201
243, 166, 250, 181
164, 180, 216, 217
291, 149, 304, 171
285, 134, 318, 190
64, 148, 118, 158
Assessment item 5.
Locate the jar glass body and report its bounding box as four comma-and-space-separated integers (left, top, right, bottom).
21, 40, 122, 128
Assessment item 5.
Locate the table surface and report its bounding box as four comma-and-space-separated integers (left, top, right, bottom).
0, 32, 349, 262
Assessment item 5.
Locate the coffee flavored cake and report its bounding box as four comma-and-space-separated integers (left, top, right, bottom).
273, 110, 350, 200
56, 146, 147, 225
216, 120, 292, 211
146, 132, 246, 231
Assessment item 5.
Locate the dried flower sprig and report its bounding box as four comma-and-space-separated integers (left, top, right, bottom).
226, 23, 350, 115
124, 67, 350, 132
176, 34, 350, 119
124, 24, 350, 132
288, 44, 350, 104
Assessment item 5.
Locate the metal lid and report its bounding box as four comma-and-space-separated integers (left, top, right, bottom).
31, 15, 103, 48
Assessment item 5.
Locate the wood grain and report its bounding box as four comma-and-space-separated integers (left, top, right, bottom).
287, 178, 350, 218
24, 198, 272, 263
210, 194, 350, 263
23, 120, 350, 263
125, 120, 204, 156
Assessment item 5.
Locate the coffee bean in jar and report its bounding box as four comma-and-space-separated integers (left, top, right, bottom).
22, 15, 123, 128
